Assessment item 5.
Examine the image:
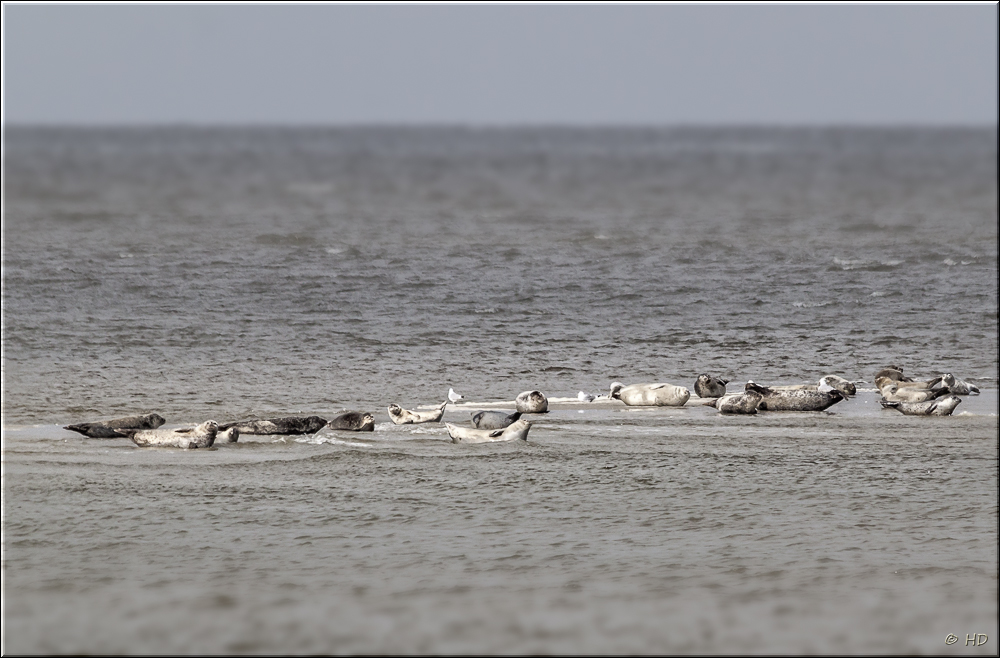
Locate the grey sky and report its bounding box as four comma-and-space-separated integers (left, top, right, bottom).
4, 4, 997, 125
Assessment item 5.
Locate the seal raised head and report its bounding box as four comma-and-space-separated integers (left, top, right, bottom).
880, 396, 962, 416
447, 418, 532, 444
64, 413, 166, 438
328, 411, 375, 432
470, 410, 522, 430
694, 374, 729, 398
936, 374, 980, 396
129, 420, 218, 449
515, 390, 548, 414
609, 382, 690, 407
387, 401, 448, 425
219, 416, 327, 435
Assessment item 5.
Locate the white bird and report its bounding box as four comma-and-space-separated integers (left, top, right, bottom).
448, 388, 465, 404
578, 391, 596, 402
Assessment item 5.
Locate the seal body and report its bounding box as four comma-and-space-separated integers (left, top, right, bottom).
447, 418, 532, 444
880, 396, 962, 416
216, 427, 240, 444
706, 391, 762, 414
875, 375, 942, 392
937, 374, 980, 396
470, 410, 522, 430
818, 375, 856, 397
219, 416, 327, 435
609, 382, 690, 407
387, 401, 447, 425
694, 374, 728, 398
130, 420, 218, 449
874, 366, 911, 383
745, 382, 845, 412
64, 413, 166, 438
328, 412, 375, 432
515, 390, 548, 413
880, 383, 953, 404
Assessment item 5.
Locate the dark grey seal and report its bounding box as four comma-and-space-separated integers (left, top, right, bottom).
64, 413, 166, 438
745, 382, 846, 412
515, 390, 549, 413
704, 390, 762, 415
694, 374, 729, 398
327, 411, 375, 432
218, 416, 328, 435
874, 365, 911, 383
937, 374, 980, 396
880, 396, 962, 416
470, 410, 522, 430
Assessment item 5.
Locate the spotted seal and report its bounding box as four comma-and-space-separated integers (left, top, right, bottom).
937, 374, 980, 396
129, 420, 218, 449
694, 374, 729, 398
704, 390, 763, 415
446, 418, 532, 444
387, 401, 447, 425
64, 413, 166, 438
515, 390, 549, 413
215, 427, 240, 444
609, 381, 690, 407
470, 410, 522, 430
328, 411, 375, 432
880, 396, 962, 416
219, 416, 328, 435
880, 383, 953, 404
745, 382, 845, 412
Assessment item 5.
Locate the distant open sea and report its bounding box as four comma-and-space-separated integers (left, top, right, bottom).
3, 126, 997, 654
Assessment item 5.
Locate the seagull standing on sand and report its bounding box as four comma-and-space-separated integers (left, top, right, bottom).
578, 391, 597, 402
449, 388, 465, 404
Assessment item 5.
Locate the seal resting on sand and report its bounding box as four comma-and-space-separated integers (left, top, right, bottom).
215, 427, 240, 444
515, 390, 548, 413
880, 383, 953, 404
694, 374, 729, 398
387, 401, 447, 425
704, 390, 763, 414
129, 420, 218, 449
219, 416, 327, 435
328, 411, 375, 432
745, 382, 845, 411
471, 410, 522, 430
609, 382, 690, 407
936, 374, 980, 396
64, 413, 166, 438
880, 396, 962, 416
447, 418, 532, 444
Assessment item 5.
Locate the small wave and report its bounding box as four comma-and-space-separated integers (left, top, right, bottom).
832, 257, 903, 271
869, 291, 887, 297
325, 247, 345, 255
792, 301, 831, 308
294, 435, 372, 447
475, 307, 499, 314
594, 234, 610, 240
118, 253, 134, 259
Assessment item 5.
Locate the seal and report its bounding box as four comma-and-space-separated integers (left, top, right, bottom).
609, 382, 690, 407
446, 418, 532, 444
874, 366, 911, 383
880, 396, 962, 416
937, 374, 980, 396
215, 427, 240, 444
129, 420, 218, 449
745, 382, 845, 411
704, 390, 762, 414
470, 410, 522, 430
515, 390, 549, 413
818, 375, 856, 397
219, 416, 327, 435
387, 401, 448, 425
880, 383, 953, 404
328, 411, 375, 432
694, 374, 729, 398
64, 413, 166, 438
875, 375, 943, 392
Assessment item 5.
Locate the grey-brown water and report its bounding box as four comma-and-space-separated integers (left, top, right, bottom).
3, 127, 998, 654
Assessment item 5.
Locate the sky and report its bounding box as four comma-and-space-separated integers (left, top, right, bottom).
3, 4, 998, 126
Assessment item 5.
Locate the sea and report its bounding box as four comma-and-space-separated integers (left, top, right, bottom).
3, 126, 997, 654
